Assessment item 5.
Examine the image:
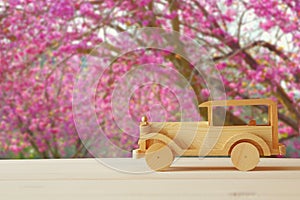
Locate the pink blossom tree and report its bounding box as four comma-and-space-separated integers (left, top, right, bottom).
0, 0, 299, 158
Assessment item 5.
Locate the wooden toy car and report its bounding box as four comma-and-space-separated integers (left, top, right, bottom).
132, 99, 286, 171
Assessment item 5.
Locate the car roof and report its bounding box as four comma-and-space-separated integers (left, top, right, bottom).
199, 99, 276, 107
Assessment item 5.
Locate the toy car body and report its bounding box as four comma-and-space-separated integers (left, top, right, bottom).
133, 99, 286, 171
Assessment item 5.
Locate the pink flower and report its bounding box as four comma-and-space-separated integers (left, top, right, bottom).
293, 140, 300, 150
201, 89, 210, 99
216, 62, 227, 70
225, 0, 233, 6
260, 21, 276, 31
142, 20, 149, 26
9, 145, 21, 154
80, 2, 93, 15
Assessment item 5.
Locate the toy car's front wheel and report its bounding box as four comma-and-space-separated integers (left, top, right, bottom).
231, 142, 260, 171
145, 143, 174, 171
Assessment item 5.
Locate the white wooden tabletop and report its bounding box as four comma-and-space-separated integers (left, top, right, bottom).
0, 158, 300, 200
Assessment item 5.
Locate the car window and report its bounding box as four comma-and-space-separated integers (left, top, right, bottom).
212, 105, 269, 126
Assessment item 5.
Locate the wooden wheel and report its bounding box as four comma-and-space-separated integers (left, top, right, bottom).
145, 143, 174, 171
231, 142, 260, 171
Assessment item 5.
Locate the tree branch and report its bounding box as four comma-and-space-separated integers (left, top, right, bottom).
213, 40, 290, 62
237, 10, 247, 43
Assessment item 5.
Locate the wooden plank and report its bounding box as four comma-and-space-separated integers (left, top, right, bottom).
0, 158, 299, 199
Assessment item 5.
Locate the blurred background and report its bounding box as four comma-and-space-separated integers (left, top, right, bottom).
0, 0, 299, 158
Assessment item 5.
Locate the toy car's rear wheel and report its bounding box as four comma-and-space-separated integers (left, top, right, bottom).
231, 142, 259, 171
145, 143, 174, 171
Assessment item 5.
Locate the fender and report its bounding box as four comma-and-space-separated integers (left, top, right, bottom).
140, 133, 184, 155
223, 133, 271, 156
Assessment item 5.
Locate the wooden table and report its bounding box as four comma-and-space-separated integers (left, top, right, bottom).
0, 158, 300, 199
